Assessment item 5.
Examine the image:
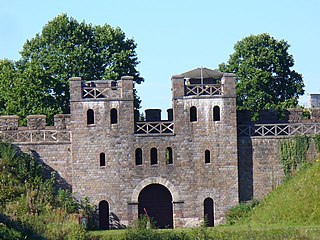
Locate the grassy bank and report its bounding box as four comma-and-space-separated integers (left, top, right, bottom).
87, 225, 320, 240
241, 163, 320, 226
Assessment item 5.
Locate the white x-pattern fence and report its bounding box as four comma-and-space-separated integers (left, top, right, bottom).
83, 87, 108, 99
135, 122, 174, 135
0, 130, 71, 143
185, 84, 222, 96
238, 123, 320, 137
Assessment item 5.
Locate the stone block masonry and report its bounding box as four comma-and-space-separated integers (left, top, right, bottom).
68, 69, 239, 228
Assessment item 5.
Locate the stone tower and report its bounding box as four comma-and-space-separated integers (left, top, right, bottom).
68, 68, 238, 229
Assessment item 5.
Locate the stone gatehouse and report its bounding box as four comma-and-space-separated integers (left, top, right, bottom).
1, 67, 320, 229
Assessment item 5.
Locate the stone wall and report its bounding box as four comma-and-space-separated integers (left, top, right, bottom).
0, 114, 72, 188
238, 137, 284, 201
0, 116, 19, 130
18, 143, 72, 188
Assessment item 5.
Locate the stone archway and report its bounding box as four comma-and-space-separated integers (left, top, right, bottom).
138, 184, 173, 229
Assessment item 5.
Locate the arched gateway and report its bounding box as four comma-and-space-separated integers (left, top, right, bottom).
138, 184, 173, 228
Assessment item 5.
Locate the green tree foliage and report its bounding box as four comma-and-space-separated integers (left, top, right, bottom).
219, 33, 304, 120
0, 14, 143, 124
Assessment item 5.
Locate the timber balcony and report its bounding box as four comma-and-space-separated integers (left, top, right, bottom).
238, 122, 320, 137
135, 121, 174, 135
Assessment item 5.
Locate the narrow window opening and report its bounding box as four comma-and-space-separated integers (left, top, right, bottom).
213, 106, 220, 121
135, 148, 142, 165
205, 150, 211, 163
100, 153, 106, 167
190, 106, 197, 122
150, 148, 158, 165
165, 147, 173, 164
110, 108, 118, 124
87, 109, 94, 124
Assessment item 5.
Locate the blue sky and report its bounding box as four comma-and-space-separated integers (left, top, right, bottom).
0, 0, 319, 116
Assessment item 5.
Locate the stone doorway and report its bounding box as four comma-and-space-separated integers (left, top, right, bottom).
204, 198, 214, 227
138, 184, 173, 228
99, 200, 109, 230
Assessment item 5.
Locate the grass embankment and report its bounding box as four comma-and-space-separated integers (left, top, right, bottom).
242, 163, 320, 226
88, 225, 320, 240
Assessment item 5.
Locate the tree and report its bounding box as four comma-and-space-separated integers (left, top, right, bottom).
219, 33, 304, 120
0, 14, 143, 123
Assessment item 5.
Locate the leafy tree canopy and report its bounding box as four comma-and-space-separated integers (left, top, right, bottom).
219, 33, 304, 120
0, 14, 143, 124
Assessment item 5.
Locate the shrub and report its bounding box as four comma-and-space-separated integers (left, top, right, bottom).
0, 223, 23, 240
225, 199, 259, 225
125, 216, 157, 240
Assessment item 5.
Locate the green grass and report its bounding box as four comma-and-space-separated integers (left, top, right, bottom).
241, 163, 320, 226
87, 225, 320, 240
88, 229, 126, 240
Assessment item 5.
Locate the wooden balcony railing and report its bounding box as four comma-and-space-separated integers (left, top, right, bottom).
135, 122, 174, 135
0, 130, 71, 143
83, 87, 108, 99
185, 84, 222, 96
238, 123, 320, 137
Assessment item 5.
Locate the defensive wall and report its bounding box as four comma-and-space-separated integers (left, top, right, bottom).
238, 108, 320, 201
0, 67, 320, 229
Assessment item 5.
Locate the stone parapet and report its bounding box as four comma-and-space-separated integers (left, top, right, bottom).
221, 73, 236, 97
310, 108, 320, 121
0, 115, 19, 131
145, 109, 161, 121
287, 108, 303, 123
54, 114, 71, 129
27, 115, 46, 130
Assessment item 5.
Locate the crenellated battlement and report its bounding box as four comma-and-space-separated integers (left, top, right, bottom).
69, 76, 134, 102
0, 114, 71, 144
171, 69, 236, 99
0, 115, 19, 131
237, 108, 320, 125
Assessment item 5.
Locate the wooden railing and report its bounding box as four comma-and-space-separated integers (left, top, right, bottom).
0, 130, 71, 143
83, 87, 108, 99
185, 84, 222, 96
135, 122, 174, 135
238, 123, 320, 137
